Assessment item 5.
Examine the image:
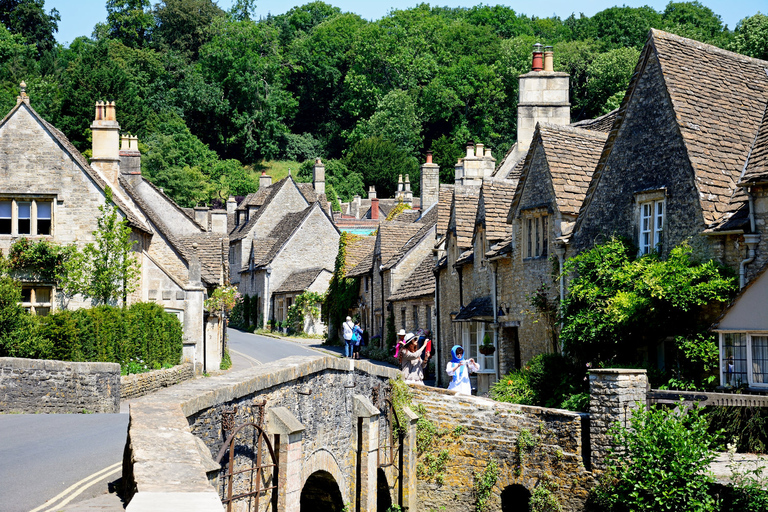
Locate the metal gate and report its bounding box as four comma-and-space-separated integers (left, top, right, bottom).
215, 404, 278, 512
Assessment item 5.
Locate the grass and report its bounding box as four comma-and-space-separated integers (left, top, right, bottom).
253, 160, 305, 188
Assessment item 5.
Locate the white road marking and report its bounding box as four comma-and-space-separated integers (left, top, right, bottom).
230, 348, 263, 366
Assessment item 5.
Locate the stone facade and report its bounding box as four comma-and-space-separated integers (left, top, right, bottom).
0, 357, 120, 413
588, 369, 648, 472
411, 385, 594, 512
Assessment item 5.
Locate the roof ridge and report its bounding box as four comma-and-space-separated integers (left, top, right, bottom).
651, 28, 768, 67
538, 122, 613, 140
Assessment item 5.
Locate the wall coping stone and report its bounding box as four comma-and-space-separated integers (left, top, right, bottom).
353, 394, 379, 418
589, 368, 647, 375
0, 357, 120, 373
268, 406, 306, 435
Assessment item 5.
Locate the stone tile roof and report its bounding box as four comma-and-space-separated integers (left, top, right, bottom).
436, 185, 455, 241
273, 267, 328, 294
344, 236, 376, 277
4, 102, 151, 233
455, 249, 473, 267
582, 30, 768, 229
388, 254, 435, 301
511, 124, 607, 222
571, 109, 618, 132
229, 178, 288, 241
451, 186, 481, 250
378, 221, 423, 268
383, 214, 437, 270
477, 179, 516, 242
360, 198, 399, 220
454, 295, 493, 321
392, 209, 421, 223
296, 182, 330, 211
486, 233, 513, 259
740, 105, 768, 185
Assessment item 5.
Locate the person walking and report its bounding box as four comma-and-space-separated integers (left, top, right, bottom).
352, 320, 364, 359
446, 345, 478, 395
400, 333, 427, 384
342, 316, 355, 358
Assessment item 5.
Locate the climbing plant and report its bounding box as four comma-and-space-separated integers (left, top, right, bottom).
474, 458, 499, 511
5, 237, 74, 282
385, 200, 411, 221
204, 284, 241, 314
323, 232, 363, 342
286, 290, 325, 333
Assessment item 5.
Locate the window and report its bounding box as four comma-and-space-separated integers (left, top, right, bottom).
426, 305, 432, 331
365, 276, 369, 292
21, 285, 52, 316
461, 321, 494, 372
522, 211, 548, 259
401, 307, 406, 330
0, 198, 54, 236
413, 305, 419, 329
719, 332, 768, 387
637, 191, 665, 256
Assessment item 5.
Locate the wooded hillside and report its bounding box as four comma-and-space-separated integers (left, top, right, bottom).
1, 0, 766, 206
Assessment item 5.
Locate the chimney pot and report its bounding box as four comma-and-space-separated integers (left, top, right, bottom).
475, 143, 484, 158
532, 43, 544, 72
426, 151, 433, 164
466, 142, 475, 158
543, 46, 554, 72
485, 147, 492, 158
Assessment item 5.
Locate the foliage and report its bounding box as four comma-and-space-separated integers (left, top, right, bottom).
591, 402, 717, 512
0, 0, 60, 56
286, 290, 324, 334
730, 13, 768, 60
0, 276, 47, 357
385, 201, 411, 221
360, 344, 397, 365
6, 237, 73, 282
707, 406, 768, 454
722, 443, 768, 512
526, 278, 560, 354
204, 284, 241, 314
322, 232, 362, 342
385, 311, 396, 350
220, 348, 232, 370
474, 458, 499, 512
326, 183, 341, 212
491, 353, 587, 411
60, 188, 141, 306
560, 238, 737, 379
343, 137, 418, 199
530, 477, 562, 512
102, 0, 154, 48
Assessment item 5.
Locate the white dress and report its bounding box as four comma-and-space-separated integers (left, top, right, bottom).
446, 359, 479, 395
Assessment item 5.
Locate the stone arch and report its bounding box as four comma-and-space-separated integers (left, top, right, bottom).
377, 468, 393, 511
301, 470, 344, 512
501, 484, 532, 511
302, 448, 347, 502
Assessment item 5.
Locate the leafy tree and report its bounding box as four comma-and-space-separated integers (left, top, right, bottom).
560, 238, 737, 385
0, 276, 47, 358
592, 402, 717, 511
0, 0, 60, 56
343, 137, 418, 199
730, 13, 768, 60
661, 1, 729, 44
588, 6, 663, 49
217, 160, 257, 198
352, 89, 421, 155
152, 0, 224, 59
270, 1, 341, 45
60, 188, 141, 306
326, 183, 341, 212
102, 0, 154, 48
585, 47, 640, 115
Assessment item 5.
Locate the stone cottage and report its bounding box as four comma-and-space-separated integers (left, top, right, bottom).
0, 86, 228, 372
570, 29, 768, 365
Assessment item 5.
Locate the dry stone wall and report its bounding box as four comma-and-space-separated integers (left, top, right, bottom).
0, 357, 120, 413
120, 363, 194, 400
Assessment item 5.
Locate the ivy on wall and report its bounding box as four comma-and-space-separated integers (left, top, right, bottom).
323, 232, 364, 342
286, 290, 325, 333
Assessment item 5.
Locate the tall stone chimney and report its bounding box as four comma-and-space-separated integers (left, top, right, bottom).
91, 101, 121, 186
259, 171, 272, 190
313, 158, 325, 195
194, 206, 209, 229
420, 151, 439, 210
404, 174, 413, 205
368, 186, 377, 200
119, 134, 141, 185
454, 141, 495, 186
516, 43, 570, 156
210, 210, 227, 234
370, 197, 380, 220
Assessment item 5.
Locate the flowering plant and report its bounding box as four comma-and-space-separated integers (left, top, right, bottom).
205, 285, 241, 313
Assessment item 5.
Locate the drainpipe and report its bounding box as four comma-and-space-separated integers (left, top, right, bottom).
457, 266, 464, 308
433, 260, 441, 386
264, 267, 272, 329
380, 265, 385, 343
490, 260, 499, 382
740, 234, 760, 289
554, 243, 567, 353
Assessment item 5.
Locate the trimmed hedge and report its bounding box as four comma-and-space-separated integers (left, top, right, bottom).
4, 302, 183, 371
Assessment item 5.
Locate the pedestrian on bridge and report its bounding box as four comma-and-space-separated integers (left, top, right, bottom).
400, 332, 427, 385
343, 316, 355, 358
446, 345, 478, 395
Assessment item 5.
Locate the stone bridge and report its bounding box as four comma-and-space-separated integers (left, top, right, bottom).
122, 358, 634, 512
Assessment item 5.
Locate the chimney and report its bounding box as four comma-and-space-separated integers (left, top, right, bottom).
543, 46, 554, 72
475, 143, 484, 157
189, 242, 201, 285
312, 158, 325, 195
91, 100, 121, 186
194, 206, 209, 229
259, 171, 272, 190
352, 195, 362, 219
532, 43, 544, 71
485, 147, 493, 158
119, 134, 141, 181
466, 142, 475, 158
404, 174, 413, 206
396, 174, 404, 200
371, 197, 380, 220
368, 186, 377, 199
210, 209, 227, 234
420, 151, 440, 210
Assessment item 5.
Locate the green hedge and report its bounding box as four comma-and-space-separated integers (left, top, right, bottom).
0, 299, 183, 372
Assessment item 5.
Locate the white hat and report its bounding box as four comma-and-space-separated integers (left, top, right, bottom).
346, 316, 352, 321
397, 329, 406, 337
403, 332, 416, 344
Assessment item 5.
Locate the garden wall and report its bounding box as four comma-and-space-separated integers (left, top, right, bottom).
120, 363, 195, 400
0, 357, 120, 413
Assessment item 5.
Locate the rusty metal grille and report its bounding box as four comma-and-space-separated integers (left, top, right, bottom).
377, 399, 400, 469
215, 406, 278, 512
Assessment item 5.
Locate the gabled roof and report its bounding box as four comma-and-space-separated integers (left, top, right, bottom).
436, 185, 455, 241
509, 123, 607, 223
296, 182, 330, 211
486, 233, 513, 259
252, 203, 330, 268
449, 185, 481, 250
273, 267, 329, 294
344, 236, 376, 278
388, 254, 435, 302
0, 100, 150, 233
230, 178, 290, 241
454, 295, 493, 321
383, 208, 438, 270
377, 220, 423, 269
740, 104, 768, 185
571, 109, 618, 133
476, 179, 516, 243
579, 30, 768, 231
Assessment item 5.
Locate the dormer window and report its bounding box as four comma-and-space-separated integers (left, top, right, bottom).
636, 190, 665, 255
522, 209, 548, 259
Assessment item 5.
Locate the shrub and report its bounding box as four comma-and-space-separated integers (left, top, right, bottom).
591, 402, 717, 512
491, 353, 586, 410
0, 276, 49, 358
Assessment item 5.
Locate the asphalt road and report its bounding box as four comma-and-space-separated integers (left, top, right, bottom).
0, 413, 128, 512
0, 328, 328, 512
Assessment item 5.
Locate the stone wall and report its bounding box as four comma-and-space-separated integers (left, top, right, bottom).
411, 386, 594, 512
588, 368, 648, 472
0, 357, 120, 413
120, 363, 194, 400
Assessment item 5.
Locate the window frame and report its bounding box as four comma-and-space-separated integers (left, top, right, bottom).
0, 197, 55, 237
461, 321, 495, 373
635, 190, 666, 256
520, 208, 549, 260
20, 285, 53, 316
719, 331, 768, 388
